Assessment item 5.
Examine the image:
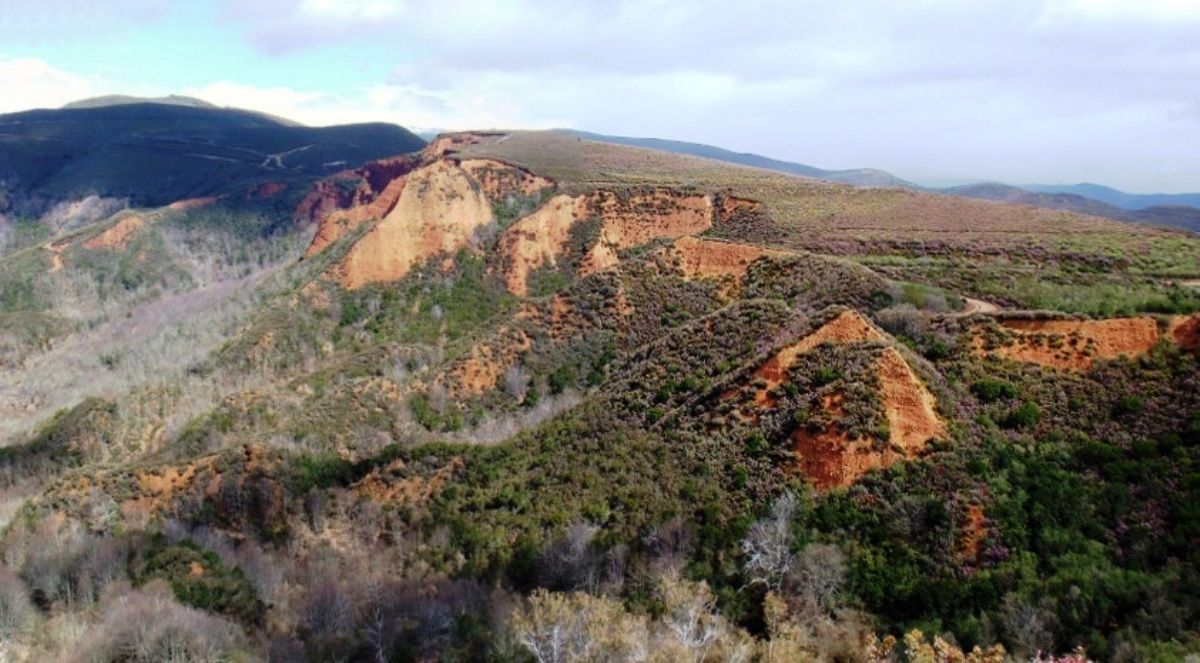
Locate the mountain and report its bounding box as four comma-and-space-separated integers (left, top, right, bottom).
942, 182, 1200, 232
2, 128, 1200, 660
1025, 182, 1200, 210
561, 130, 1200, 233
560, 128, 915, 188
61, 94, 220, 111
0, 101, 425, 213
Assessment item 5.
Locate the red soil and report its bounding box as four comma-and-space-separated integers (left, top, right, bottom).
978, 317, 1163, 371
791, 347, 945, 490
84, 214, 147, 250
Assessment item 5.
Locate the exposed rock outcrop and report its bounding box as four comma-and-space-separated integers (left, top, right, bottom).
84, 213, 147, 250
976, 316, 1165, 371
494, 188, 715, 296
791, 347, 945, 490
325, 160, 495, 288
459, 158, 553, 203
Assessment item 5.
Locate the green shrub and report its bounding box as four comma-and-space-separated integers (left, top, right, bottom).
1003, 401, 1041, 429
971, 378, 1018, 403
133, 537, 263, 624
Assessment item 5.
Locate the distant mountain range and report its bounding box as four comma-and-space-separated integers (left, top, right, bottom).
0, 97, 425, 214
558, 129, 916, 188
1020, 183, 1200, 211
564, 129, 1200, 233
941, 183, 1200, 233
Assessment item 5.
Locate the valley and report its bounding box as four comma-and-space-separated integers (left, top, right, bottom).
2, 126, 1200, 660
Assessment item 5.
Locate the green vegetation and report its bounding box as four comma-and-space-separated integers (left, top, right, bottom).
132, 536, 264, 624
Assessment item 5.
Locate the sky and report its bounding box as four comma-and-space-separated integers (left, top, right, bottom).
0, 0, 1197, 192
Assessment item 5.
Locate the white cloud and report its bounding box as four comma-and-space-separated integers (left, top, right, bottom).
0, 57, 125, 113
1038, 0, 1200, 24
5, 2, 1200, 191
296, 0, 406, 22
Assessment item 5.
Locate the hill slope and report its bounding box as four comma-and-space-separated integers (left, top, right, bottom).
944, 182, 1200, 232
2, 129, 1200, 660
0, 102, 425, 212
561, 128, 915, 188
1025, 182, 1200, 210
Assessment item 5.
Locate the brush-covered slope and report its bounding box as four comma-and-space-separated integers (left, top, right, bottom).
942, 182, 1200, 233
0, 102, 425, 212
3, 130, 1200, 661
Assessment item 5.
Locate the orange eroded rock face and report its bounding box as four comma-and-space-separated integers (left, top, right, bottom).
961, 504, 987, 563
303, 156, 419, 256
496, 194, 584, 296
578, 190, 714, 275
459, 158, 553, 202
667, 236, 787, 281
876, 346, 946, 450
792, 347, 944, 490
979, 317, 1162, 371
447, 328, 533, 395
746, 311, 886, 408
327, 160, 495, 289
84, 214, 147, 250
495, 188, 716, 295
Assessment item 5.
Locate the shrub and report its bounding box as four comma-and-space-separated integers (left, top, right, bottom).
1002, 402, 1042, 429
971, 379, 1018, 403
1112, 395, 1146, 417
132, 537, 263, 625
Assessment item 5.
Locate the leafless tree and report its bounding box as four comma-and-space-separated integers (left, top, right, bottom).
787, 543, 847, 614
503, 365, 531, 399
742, 491, 800, 590
999, 593, 1056, 658
0, 567, 36, 639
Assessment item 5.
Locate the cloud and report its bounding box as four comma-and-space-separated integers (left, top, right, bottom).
6, 2, 1200, 191
0, 57, 123, 112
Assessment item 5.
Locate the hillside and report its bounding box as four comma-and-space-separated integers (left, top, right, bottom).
0, 101, 425, 212
563, 128, 915, 188
1, 129, 1199, 660
944, 182, 1200, 233
1026, 182, 1200, 211
560, 129, 1200, 234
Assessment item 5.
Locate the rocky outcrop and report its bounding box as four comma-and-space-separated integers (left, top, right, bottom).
576, 189, 713, 275
792, 347, 945, 490
459, 158, 553, 203
297, 155, 420, 250
495, 188, 715, 296
665, 236, 788, 281
494, 194, 585, 296
326, 159, 495, 288
84, 213, 148, 250
975, 316, 1165, 371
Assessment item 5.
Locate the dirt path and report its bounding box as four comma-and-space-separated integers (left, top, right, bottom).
1181, 279, 1200, 288
45, 242, 65, 272
960, 297, 1000, 314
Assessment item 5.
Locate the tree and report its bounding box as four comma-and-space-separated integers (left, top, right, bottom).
742, 491, 800, 590
510, 589, 648, 663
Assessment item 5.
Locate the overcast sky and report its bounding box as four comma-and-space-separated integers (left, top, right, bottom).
1, 0, 1197, 192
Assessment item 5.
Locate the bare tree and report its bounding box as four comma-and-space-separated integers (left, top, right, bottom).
788, 543, 847, 614
999, 593, 1056, 658
503, 365, 531, 399
656, 574, 725, 662
742, 491, 800, 590
0, 568, 36, 639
